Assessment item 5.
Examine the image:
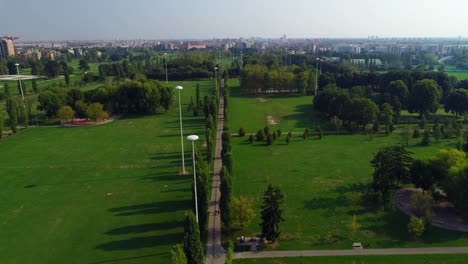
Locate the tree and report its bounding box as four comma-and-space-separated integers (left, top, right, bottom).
260, 184, 284, 242
407, 216, 425, 238
248, 134, 254, 144
5, 97, 18, 133
57, 105, 75, 123
444, 89, 468, 117
410, 159, 439, 192
86, 102, 109, 121
256, 129, 265, 141
225, 240, 234, 264
232, 195, 255, 231
183, 212, 204, 264
239, 127, 246, 137
37, 90, 63, 117
386, 80, 409, 106
421, 129, 430, 146
170, 244, 187, 264
220, 166, 232, 231
408, 79, 442, 117
78, 59, 90, 72
380, 103, 394, 135
351, 98, 379, 128
0, 111, 4, 139
413, 128, 420, 138
433, 123, 441, 140
409, 192, 434, 220
32, 79, 38, 93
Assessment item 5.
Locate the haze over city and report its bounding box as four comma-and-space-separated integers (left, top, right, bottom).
3, 0, 468, 40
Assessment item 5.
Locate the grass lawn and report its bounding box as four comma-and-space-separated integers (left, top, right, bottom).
0, 80, 214, 264
228, 79, 316, 133
226, 78, 468, 250
233, 254, 468, 264
447, 71, 468, 80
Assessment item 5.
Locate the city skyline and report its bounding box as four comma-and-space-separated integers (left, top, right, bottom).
3, 0, 468, 41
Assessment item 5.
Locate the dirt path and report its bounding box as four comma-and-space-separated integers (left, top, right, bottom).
205, 79, 226, 264
233, 247, 468, 259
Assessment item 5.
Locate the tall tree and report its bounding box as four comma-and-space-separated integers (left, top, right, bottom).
220, 166, 232, 231
5, 97, 18, 133
0, 111, 4, 139
408, 79, 442, 117
183, 212, 205, 264
170, 244, 187, 264
260, 184, 285, 242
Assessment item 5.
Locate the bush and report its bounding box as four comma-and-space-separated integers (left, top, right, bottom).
266, 133, 274, 145
421, 129, 430, 146
413, 128, 420, 138
408, 216, 425, 238
256, 129, 265, 141
277, 129, 282, 137
248, 135, 254, 144
239, 127, 246, 137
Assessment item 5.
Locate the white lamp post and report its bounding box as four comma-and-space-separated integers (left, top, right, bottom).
176, 86, 186, 174
15, 63, 24, 101
315, 58, 319, 96
187, 134, 199, 223
214, 67, 218, 92
164, 53, 168, 84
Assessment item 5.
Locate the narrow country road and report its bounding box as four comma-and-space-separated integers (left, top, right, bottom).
206, 79, 226, 264
233, 247, 468, 259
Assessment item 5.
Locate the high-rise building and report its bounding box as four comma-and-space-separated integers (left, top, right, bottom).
0, 38, 15, 59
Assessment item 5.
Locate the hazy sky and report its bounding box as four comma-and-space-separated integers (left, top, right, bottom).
2, 0, 468, 40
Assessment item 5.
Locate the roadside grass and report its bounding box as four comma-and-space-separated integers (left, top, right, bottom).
233, 254, 468, 264
0, 80, 213, 264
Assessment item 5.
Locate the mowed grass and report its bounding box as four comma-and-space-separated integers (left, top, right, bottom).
447, 71, 468, 80
233, 254, 468, 264
228, 79, 316, 133
230, 133, 468, 250
0, 80, 213, 264
227, 78, 468, 250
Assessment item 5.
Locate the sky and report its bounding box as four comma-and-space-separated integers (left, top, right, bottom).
2, 0, 468, 40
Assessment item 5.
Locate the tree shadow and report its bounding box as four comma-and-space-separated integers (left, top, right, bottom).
95, 233, 182, 251
105, 221, 183, 235
88, 253, 164, 264
281, 104, 317, 129
109, 200, 190, 216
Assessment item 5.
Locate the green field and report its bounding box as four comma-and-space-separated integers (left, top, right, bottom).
226, 81, 468, 251
0, 80, 213, 264
233, 254, 468, 264
228, 79, 316, 132
447, 71, 468, 81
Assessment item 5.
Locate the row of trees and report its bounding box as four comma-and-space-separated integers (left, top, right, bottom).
36, 80, 174, 118
240, 64, 316, 94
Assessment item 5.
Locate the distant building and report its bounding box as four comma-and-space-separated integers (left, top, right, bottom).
0, 38, 15, 59
186, 44, 207, 50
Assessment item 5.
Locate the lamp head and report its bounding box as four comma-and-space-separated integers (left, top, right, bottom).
175, 86, 183, 90
187, 135, 199, 141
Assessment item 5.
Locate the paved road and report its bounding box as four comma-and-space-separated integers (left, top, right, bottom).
206, 79, 226, 264
233, 247, 468, 259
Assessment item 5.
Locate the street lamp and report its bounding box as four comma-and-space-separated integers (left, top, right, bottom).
315, 58, 319, 96
214, 67, 218, 92
176, 86, 186, 174
15, 63, 25, 101
187, 134, 199, 223
320, 59, 323, 74
164, 53, 168, 84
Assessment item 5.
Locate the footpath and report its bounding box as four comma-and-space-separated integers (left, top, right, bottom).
205, 79, 226, 264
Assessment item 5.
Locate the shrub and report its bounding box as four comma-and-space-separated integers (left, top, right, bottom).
239, 127, 246, 137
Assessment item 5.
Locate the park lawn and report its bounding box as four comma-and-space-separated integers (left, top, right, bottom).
233, 254, 468, 264
447, 71, 468, 80
228, 79, 317, 133
229, 132, 468, 251
0, 80, 214, 264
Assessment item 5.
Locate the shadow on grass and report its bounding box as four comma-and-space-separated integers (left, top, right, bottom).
281, 104, 316, 129
109, 200, 190, 216
105, 221, 183, 235
88, 253, 164, 264
95, 233, 182, 251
